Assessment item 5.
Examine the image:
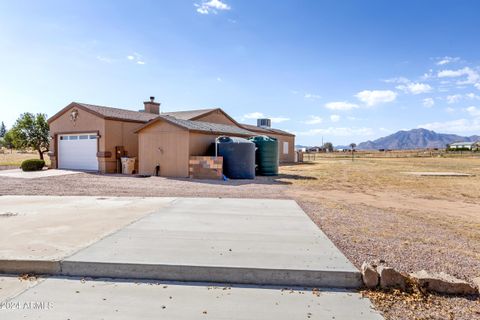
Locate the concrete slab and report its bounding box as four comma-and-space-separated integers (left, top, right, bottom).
0, 276, 42, 303
0, 169, 81, 179
64, 198, 361, 288
0, 196, 176, 261
1, 277, 384, 319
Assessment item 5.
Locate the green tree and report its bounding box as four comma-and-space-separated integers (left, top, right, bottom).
323, 142, 334, 152
10, 113, 50, 160
1, 131, 15, 152
349, 143, 357, 161
0, 122, 6, 137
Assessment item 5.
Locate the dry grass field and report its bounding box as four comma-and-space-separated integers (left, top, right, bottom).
279, 157, 480, 272
0, 149, 50, 167
280, 157, 480, 320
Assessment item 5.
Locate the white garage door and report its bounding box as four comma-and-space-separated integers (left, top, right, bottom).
58, 133, 98, 171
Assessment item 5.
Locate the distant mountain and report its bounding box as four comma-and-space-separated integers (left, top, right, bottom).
357, 128, 480, 150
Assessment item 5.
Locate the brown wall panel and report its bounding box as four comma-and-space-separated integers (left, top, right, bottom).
138, 121, 190, 177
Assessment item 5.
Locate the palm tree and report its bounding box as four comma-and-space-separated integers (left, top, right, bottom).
349, 143, 356, 161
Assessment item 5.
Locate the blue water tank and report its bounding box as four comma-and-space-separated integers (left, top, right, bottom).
217, 136, 255, 179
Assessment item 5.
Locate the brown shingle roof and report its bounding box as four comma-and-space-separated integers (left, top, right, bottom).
240, 123, 295, 137
161, 108, 215, 120
137, 115, 255, 136
76, 103, 159, 122
48, 102, 294, 137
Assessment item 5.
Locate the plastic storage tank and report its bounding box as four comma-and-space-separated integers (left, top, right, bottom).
249, 136, 279, 176
217, 136, 255, 179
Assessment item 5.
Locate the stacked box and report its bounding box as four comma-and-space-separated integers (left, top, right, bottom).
189, 156, 223, 179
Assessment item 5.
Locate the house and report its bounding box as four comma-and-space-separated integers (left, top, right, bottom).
448, 141, 480, 151
307, 146, 322, 152
47, 97, 295, 176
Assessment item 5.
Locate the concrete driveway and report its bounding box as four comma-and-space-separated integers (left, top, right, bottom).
0, 196, 176, 260
0, 196, 384, 319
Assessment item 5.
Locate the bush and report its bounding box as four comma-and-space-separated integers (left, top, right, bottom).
21, 159, 45, 171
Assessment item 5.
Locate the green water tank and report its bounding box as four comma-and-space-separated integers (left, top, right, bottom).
249, 136, 279, 176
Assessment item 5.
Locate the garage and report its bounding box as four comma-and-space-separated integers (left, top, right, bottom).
58, 133, 98, 171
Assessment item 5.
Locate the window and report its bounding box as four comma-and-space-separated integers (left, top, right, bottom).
69, 136, 78, 140
89, 135, 97, 139
79, 135, 88, 140
60, 136, 66, 140
283, 142, 289, 155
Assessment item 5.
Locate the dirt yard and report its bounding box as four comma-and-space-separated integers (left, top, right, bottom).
0, 156, 479, 319
280, 158, 480, 320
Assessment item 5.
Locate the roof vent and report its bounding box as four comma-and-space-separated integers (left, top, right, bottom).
257, 118, 271, 128
150, 96, 155, 102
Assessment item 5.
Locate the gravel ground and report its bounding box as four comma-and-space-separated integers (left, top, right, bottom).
298, 198, 480, 320
1, 172, 479, 319
0, 172, 289, 198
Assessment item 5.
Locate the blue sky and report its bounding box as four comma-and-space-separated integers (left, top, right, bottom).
1, 0, 480, 145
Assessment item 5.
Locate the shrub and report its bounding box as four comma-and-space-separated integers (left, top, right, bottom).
21, 159, 45, 171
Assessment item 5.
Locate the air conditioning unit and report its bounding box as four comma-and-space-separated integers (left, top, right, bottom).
257, 118, 271, 128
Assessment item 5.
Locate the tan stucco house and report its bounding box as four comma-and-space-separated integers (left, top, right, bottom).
47, 97, 295, 177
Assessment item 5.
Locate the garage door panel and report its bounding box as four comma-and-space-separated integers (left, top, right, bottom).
58, 134, 98, 171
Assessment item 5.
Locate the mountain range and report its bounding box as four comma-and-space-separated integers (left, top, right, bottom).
356, 128, 480, 150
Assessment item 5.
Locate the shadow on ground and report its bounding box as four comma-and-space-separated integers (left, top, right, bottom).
87, 172, 318, 186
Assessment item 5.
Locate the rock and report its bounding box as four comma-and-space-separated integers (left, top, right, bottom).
410, 270, 477, 295
361, 261, 379, 289
473, 277, 480, 293
377, 265, 406, 290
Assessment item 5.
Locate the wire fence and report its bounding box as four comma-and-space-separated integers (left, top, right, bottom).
301, 150, 480, 161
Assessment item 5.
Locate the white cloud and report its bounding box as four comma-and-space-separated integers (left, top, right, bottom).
195, 0, 230, 14
324, 101, 359, 111
446, 93, 480, 104
437, 67, 480, 85
270, 117, 290, 123
355, 90, 397, 106
96, 56, 113, 63
466, 93, 480, 100
127, 53, 145, 65
396, 82, 432, 95
242, 112, 289, 123
421, 69, 435, 80
330, 114, 340, 122
436, 56, 460, 66
304, 93, 321, 100
446, 94, 462, 104
387, 77, 432, 95
423, 98, 435, 108
295, 127, 374, 137
465, 106, 480, 117
420, 104, 480, 134
216, 77, 223, 82
383, 77, 410, 84
304, 116, 323, 125
419, 118, 480, 133
243, 112, 264, 119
